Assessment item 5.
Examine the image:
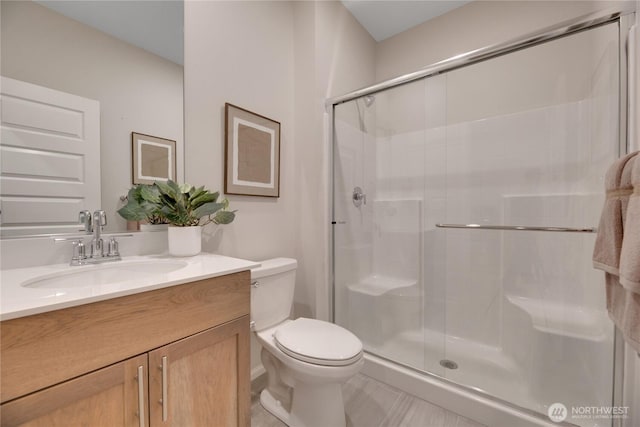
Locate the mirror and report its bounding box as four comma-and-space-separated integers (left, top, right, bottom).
0, 0, 184, 236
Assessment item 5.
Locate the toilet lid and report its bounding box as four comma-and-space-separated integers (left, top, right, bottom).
273, 318, 363, 367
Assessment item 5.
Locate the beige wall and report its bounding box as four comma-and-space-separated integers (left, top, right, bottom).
293, 1, 376, 320
376, 0, 634, 82
0, 1, 184, 233
184, 0, 295, 262
183, 0, 375, 375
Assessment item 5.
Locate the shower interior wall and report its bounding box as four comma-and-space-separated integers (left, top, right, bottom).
334, 20, 619, 424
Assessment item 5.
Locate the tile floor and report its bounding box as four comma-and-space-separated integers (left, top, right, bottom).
251, 373, 486, 427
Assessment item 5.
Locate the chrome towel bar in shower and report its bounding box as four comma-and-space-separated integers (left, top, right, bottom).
435, 224, 597, 233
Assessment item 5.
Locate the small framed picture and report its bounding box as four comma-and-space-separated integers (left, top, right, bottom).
131, 132, 176, 185
224, 103, 280, 197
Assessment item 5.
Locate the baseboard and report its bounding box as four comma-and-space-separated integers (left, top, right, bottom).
251, 365, 266, 382
251, 366, 267, 400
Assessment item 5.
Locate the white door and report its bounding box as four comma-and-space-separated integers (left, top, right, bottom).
0, 77, 100, 236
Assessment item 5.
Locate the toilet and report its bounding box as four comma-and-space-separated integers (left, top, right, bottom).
251, 258, 364, 427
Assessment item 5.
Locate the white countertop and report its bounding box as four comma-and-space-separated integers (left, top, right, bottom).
0, 253, 260, 321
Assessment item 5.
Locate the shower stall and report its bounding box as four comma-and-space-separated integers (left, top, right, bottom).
330, 10, 634, 427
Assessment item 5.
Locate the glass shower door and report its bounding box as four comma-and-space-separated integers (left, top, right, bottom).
437, 22, 619, 425
333, 77, 447, 375
332, 19, 620, 427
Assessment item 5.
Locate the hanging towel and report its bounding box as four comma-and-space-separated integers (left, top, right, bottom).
593, 152, 640, 352
593, 151, 638, 274
620, 156, 640, 293
605, 273, 640, 351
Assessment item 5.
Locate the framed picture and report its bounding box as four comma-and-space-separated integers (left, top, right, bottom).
224, 103, 281, 197
131, 132, 176, 185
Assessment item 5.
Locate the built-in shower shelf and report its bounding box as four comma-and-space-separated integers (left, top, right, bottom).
347, 275, 419, 297
506, 295, 609, 341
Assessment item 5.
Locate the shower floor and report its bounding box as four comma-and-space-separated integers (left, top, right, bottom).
366, 329, 530, 406
364, 329, 606, 427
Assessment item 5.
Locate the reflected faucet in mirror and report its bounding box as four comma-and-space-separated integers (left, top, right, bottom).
78, 211, 93, 234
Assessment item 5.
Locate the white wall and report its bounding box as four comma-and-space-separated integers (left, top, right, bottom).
0, 1, 184, 233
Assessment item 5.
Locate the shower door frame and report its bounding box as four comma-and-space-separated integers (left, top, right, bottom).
327, 6, 635, 426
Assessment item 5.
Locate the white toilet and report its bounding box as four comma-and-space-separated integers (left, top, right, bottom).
251, 258, 364, 427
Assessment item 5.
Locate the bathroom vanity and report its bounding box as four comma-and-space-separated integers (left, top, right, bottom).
0, 254, 257, 427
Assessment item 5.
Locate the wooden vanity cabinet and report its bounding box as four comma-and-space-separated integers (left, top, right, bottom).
0, 271, 250, 427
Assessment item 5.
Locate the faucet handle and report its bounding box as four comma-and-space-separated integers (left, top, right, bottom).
107, 237, 120, 257
352, 187, 367, 207
78, 210, 92, 233
71, 240, 86, 265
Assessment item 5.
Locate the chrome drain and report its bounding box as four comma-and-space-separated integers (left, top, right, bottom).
439, 359, 458, 370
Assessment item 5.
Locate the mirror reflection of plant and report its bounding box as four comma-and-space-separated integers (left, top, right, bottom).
118, 180, 235, 227
117, 184, 168, 224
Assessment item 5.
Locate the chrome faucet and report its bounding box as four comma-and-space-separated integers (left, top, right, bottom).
61, 210, 124, 266
90, 210, 107, 258
78, 210, 92, 233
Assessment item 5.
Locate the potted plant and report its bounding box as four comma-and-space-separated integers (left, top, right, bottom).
117, 184, 168, 231
118, 180, 235, 256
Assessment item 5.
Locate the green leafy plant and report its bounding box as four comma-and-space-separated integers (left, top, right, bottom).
155, 180, 235, 227
117, 184, 167, 224
118, 181, 236, 227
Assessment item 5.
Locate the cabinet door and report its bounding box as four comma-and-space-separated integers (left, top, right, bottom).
1, 354, 148, 427
148, 315, 250, 427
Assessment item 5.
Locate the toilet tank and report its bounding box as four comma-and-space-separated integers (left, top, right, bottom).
250, 258, 297, 331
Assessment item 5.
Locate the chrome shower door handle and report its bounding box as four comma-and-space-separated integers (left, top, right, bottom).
353, 187, 366, 207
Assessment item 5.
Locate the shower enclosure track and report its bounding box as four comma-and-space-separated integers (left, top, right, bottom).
435, 224, 597, 233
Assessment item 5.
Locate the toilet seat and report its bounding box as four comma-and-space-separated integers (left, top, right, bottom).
273, 318, 363, 367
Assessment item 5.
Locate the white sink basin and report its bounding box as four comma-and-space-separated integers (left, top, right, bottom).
22, 260, 189, 289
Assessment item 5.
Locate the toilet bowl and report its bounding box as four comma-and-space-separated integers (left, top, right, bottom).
251, 258, 364, 427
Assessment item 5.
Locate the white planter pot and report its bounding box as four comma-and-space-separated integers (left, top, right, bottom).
168, 226, 202, 256
140, 223, 169, 232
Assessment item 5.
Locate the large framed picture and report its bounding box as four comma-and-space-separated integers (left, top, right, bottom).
224, 103, 280, 197
131, 132, 176, 185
